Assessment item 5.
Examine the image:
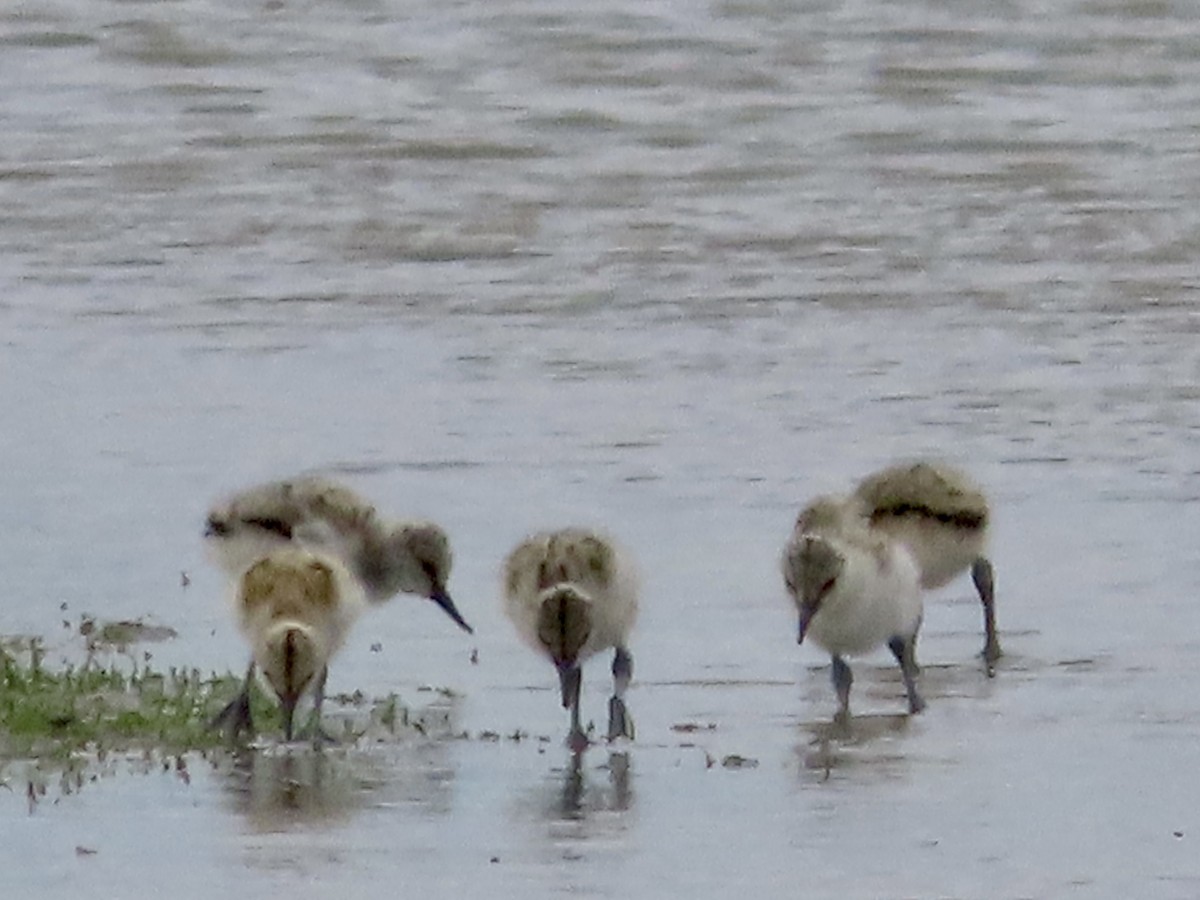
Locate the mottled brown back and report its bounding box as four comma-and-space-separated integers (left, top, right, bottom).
855, 462, 988, 530
544, 530, 615, 590
290, 477, 378, 534
212, 476, 377, 540
241, 553, 338, 622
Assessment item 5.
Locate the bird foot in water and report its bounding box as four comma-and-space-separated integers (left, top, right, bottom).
606, 696, 634, 743
566, 728, 591, 754
983, 638, 1003, 670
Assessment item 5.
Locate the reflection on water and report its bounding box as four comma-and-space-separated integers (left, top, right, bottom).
219, 739, 455, 833
556, 751, 634, 820
502, 750, 636, 888
798, 713, 917, 781
508, 750, 635, 844
793, 647, 1119, 781
792, 654, 1017, 780
220, 747, 369, 831
2, 0, 1200, 894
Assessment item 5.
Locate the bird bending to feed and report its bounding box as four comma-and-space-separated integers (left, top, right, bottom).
783, 498, 925, 725
851, 460, 998, 665
503, 528, 639, 752
211, 546, 366, 742
204, 474, 472, 634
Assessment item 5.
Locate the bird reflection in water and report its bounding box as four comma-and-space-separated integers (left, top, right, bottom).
556, 751, 633, 820
220, 746, 371, 830
222, 742, 458, 830
798, 712, 915, 781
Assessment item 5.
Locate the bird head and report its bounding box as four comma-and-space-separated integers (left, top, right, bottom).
259, 623, 323, 740
784, 535, 844, 645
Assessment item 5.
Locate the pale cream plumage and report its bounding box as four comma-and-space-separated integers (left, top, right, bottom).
212, 546, 365, 742
850, 461, 999, 664
783, 497, 925, 723
503, 528, 639, 751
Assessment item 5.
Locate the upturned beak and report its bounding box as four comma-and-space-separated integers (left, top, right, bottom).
430, 586, 474, 634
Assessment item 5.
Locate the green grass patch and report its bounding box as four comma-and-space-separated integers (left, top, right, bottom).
1, 629, 444, 767
0, 636, 282, 761
1, 618, 458, 814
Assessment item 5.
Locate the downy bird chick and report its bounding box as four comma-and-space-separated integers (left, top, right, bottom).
204, 475, 472, 634
852, 460, 998, 664
212, 546, 365, 742
783, 499, 924, 725
503, 528, 639, 752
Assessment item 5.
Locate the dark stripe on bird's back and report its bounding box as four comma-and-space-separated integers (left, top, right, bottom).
870, 503, 987, 530
284, 629, 298, 686
245, 517, 294, 539
557, 596, 569, 648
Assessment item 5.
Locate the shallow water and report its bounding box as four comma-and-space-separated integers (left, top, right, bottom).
3, 0, 1200, 896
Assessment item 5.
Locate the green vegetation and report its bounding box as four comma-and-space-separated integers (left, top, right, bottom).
0, 618, 456, 809
0, 635, 279, 760
1, 621, 439, 764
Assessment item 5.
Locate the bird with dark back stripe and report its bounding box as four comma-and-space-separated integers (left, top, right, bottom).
850, 461, 999, 667
211, 546, 365, 742
204, 475, 472, 634
503, 528, 639, 752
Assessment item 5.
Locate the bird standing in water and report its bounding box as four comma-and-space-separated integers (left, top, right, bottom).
212, 546, 365, 742
503, 528, 639, 752
851, 461, 999, 666
783, 497, 925, 725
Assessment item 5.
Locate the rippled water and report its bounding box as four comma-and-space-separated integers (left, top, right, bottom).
3, 0, 1200, 897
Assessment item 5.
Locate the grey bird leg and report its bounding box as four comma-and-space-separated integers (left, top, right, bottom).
211, 662, 256, 741
559, 665, 587, 752
831, 655, 853, 727
972, 556, 1001, 669
607, 646, 635, 742
888, 635, 926, 714
560, 750, 586, 814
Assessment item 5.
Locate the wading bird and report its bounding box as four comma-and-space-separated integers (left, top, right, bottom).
204, 475, 472, 634
212, 547, 365, 742
503, 528, 638, 752
783, 500, 925, 725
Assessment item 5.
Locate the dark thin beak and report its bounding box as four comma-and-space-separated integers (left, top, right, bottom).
557, 663, 581, 710
430, 586, 473, 634
281, 694, 298, 741
798, 606, 815, 645
203, 516, 225, 538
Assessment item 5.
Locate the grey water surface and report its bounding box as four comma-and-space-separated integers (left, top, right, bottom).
2, 0, 1200, 897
